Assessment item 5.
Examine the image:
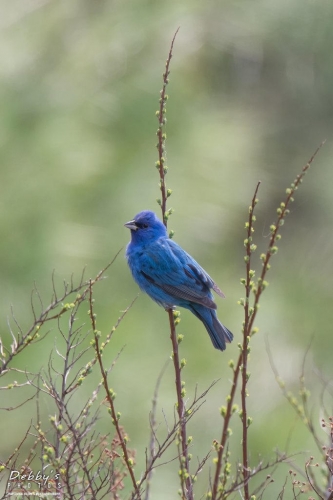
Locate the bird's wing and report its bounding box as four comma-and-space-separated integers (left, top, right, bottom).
139, 239, 224, 309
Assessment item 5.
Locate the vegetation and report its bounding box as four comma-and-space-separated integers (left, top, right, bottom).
0, 4, 332, 499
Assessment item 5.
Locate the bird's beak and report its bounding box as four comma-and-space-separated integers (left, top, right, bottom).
124, 219, 138, 231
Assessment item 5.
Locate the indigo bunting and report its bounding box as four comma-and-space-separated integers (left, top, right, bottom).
125, 210, 233, 351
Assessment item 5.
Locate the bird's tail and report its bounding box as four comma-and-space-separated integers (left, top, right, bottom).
188, 304, 233, 351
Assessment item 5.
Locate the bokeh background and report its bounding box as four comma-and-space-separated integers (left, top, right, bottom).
1, 1, 333, 498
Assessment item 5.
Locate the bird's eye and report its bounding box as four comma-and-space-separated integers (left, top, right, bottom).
136, 222, 149, 229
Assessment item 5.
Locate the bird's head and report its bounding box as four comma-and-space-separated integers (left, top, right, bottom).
124, 210, 167, 245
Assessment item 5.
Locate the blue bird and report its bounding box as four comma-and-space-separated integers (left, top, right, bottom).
125, 210, 233, 351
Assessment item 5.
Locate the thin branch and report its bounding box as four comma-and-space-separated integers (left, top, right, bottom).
145, 360, 170, 500
212, 143, 324, 500
88, 281, 141, 499
156, 27, 179, 225
155, 26, 194, 500
168, 309, 193, 498
241, 181, 261, 500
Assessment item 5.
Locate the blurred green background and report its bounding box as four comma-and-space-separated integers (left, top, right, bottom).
1, 0, 333, 498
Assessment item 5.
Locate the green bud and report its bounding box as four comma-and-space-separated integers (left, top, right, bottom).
109, 388, 116, 400
220, 406, 227, 417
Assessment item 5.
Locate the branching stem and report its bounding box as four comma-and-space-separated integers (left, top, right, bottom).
88, 282, 141, 499
155, 28, 193, 499
212, 143, 324, 500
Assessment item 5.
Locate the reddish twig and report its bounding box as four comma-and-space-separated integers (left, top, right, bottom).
156, 27, 179, 226
0, 250, 122, 377
212, 143, 324, 499
247, 142, 325, 338
145, 360, 169, 500
88, 281, 141, 499
241, 181, 261, 499
155, 28, 193, 499
168, 310, 193, 498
